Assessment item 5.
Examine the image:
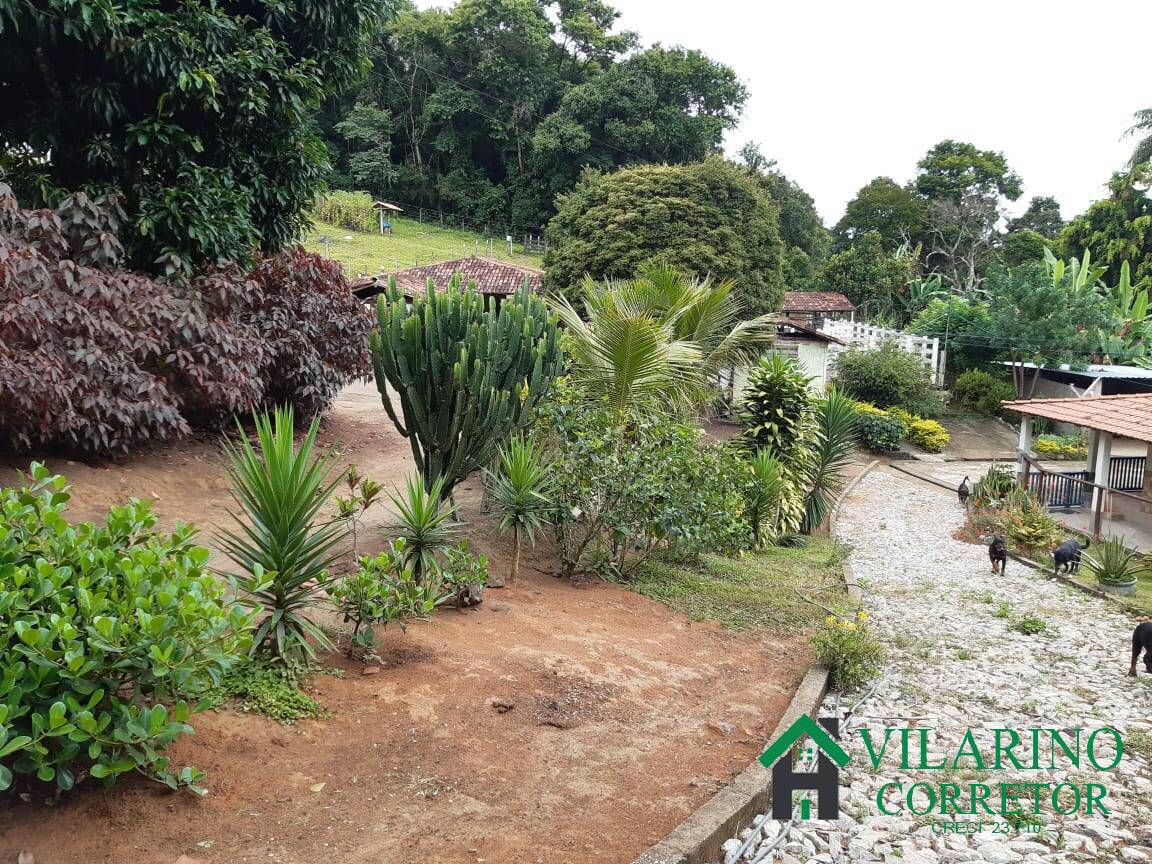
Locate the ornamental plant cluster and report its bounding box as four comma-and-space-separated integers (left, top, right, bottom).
852, 401, 951, 454
0, 185, 371, 453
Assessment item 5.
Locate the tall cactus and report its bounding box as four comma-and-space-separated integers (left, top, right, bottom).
370, 277, 563, 499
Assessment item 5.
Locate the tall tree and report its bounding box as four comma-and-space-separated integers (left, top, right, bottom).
914, 140, 1022, 204
544, 159, 786, 315
1058, 168, 1152, 288
833, 177, 928, 251
738, 143, 830, 288
0, 0, 388, 271
1008, 195, 1064, 239
984, 262, 1115, 397
1126, 107, 1152, 168
815, 230, 915, 321
915, 140, 1022, 292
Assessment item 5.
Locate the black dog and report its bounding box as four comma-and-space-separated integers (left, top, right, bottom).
957, 476, 970, 508
1053, 538, 1090, 576
988, 534, 1007, 574
1131, 622, 1152, 677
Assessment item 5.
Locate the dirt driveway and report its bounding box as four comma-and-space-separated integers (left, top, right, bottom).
0, 382, 812, 864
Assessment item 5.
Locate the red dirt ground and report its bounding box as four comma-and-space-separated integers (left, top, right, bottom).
0, 383, 812, 864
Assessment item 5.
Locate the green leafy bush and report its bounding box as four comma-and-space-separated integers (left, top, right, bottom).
202, 659, 326, 724
952, 370, 1015, 416
908, 298, 995, 375
538, 386, 750, 578
739, 354, 817, 464
968, 464, 1016, 507
1033, 433, 1088, 460
812, 611, 885, 691
888, 408, 950, 453
484, 438, 554, 583
311, 191, 378, 232
1009, 614, 1048, 635
834, 343, 943, 416
330, 539, 448, 655
856, 412, 907, 453
438, 542, 489, 607
0, 464, 253, 793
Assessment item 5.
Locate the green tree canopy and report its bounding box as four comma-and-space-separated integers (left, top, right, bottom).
321, 0, 744, 230
1007, 195, 1063, 239
833, 177, 927, 251
0, 0, 387, 271
1057, 169, 1152, 288
983, 263, 1116, 397
914, 140, 1023, 204
543, 159, 785, 315
815, 230, 914, 321
1000, 229, 1050, 267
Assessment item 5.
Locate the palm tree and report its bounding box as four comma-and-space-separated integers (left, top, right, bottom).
1127, 108, 1152, 168
549, 264, 779, 416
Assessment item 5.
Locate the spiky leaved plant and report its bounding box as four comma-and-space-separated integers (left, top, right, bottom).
370, 279, 562, 500
389, 473, 459, 583
484, 437, 554, 583
218, 407, 349, 672
801, 388, 859, 533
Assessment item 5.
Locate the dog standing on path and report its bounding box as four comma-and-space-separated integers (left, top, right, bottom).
988, 534, 1007, 575
1132, 622, 1152, 677
1053, 538, 1090, 575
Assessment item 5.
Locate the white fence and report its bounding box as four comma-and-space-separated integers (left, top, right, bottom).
820, 320, 942, 385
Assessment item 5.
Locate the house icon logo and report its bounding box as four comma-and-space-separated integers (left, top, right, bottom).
759, 715, 850, 820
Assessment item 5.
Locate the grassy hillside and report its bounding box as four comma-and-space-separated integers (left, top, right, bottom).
303, 219, 544, 277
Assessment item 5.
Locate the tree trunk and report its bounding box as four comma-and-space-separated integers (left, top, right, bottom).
511, 524, 521, 583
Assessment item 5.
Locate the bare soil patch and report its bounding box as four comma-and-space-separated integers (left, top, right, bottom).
0, 382, 813, 864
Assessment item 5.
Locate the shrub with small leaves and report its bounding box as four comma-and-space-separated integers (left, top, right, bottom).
856, 412, 907, 453
0, 464, 254, 794
811, 611, 886, 691
438, 543, 489, 608
330, 539, 448, 656
952, 369, 1015, 416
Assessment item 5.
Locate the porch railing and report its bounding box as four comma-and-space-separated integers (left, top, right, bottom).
1020, 453, 1152, 539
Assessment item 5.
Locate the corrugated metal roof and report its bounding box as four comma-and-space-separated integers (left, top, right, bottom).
995, 361, 1152, 381
781, 291, 856, 313
1002, 393, 1152, 444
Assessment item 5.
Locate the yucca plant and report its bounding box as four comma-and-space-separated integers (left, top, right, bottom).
484, 437, 554, 583
745, 450, 787, 549
390, 473, 460, 582
218, 407, 349, 671
1084, 536, 1142, 586
802, 388, 859, 533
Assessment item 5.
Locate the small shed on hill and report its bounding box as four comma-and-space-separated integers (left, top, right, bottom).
780, 291, 856, 329
350, 257, 543, 306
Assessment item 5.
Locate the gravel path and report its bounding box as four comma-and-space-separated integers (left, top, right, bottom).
719, 468, 1152, 864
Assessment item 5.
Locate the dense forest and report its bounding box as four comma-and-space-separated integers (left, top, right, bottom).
318, 0, 749, 233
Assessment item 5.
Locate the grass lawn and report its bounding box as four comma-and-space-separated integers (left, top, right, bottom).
1070, 561, 1152, 616
304, 219, 544, 277
629, 536, 851, 633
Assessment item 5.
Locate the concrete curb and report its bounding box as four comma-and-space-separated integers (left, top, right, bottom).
630, 460, 879, 864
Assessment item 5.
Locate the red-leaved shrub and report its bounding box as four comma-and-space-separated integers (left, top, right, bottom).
0, 184, 370, 454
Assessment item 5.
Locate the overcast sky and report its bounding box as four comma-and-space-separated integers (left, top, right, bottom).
415, 0, 1148, 225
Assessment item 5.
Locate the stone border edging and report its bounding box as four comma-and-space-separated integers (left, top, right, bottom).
886, 462, 1146, 620
629, 460, 879, 864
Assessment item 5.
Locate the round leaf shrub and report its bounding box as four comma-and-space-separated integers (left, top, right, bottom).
856, 412, 907, 453
0, 464, 254, 794
951, 369, 1015, 417
833, 343, 943, 416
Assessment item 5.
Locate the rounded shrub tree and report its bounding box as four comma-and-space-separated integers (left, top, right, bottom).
543, 158, 786, 316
